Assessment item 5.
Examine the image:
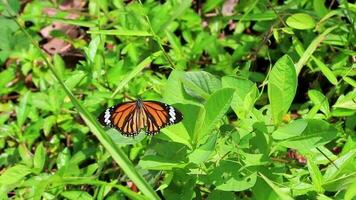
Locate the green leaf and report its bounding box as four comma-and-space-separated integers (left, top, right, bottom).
277, 119, 338, 152
61, 191, 93, 200
222, 76, 258, 119
159, 123, 192, 149
106, 129, 146, 145
196, 88, 234, 143
332, 91, 356, 110
323, 149, 356, 182
53, 54, 66, 80
308, 90, 330, 117
295, 26, 337, 74
87, 35, 101, 63
345, 182, 356, 200
205, 161, 257, 191
203, 0, 224, 12
343, 77, 356, 88
259, 173, 294, 200
16, 91, 31, 127
0, 164, 31, 185
188, 133, 217, 164
272, 119, 308, 140
268, 55, 297, 125
312, 57, 338, 85
139, 155, 186, 170
286, 13, 315, 30
306, 155, 324, 193
183, 71, 222, 100
33, 142, 46, 173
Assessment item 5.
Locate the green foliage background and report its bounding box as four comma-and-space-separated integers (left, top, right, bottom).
0, 0, 355, 199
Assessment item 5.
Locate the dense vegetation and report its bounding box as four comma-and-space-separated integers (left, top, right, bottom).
0, 0, 355, 199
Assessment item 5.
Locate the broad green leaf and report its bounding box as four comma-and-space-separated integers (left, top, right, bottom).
196, 88, 234, 143
286, 13, 315, 30
308, 90, 330, 117
222, 76, 257, 119
188, 133, 217, 164
272, 119, 308, 140
183, 71, 222, 100
205, 161, 257, 191
159, 123, 192, 149
0, 164, 31, 185
33, 142, 46, 173
163, 70, 184, 103
259, 173, 294, 200
277, 119, 338, 152
60, 191, 93, 200
306, 155, 324, 193
268, 55, 297, 125
139, 155, 186, 170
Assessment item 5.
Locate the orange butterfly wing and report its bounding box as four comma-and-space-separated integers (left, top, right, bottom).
98, 100, 183, 136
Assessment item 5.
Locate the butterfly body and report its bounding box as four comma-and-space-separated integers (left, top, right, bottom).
98, 99, 183, 137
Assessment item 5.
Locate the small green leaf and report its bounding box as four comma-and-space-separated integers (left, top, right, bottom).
343, 76, 356, 88
308, 90, 330, 117
87, 35, 101, 63
312, 57, 338, 85
286, 13, 315, 30
272, 119, 308, 140
33, 142, 46, 173
268, 55, 297, 125
16, 91, 31, 127
53, 54, 66, 80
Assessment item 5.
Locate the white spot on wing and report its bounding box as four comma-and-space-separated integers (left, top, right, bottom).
104, 108, 111, 125
169, 106, 176, 122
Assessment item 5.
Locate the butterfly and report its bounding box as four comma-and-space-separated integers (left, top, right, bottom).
98, 99, 183, 137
